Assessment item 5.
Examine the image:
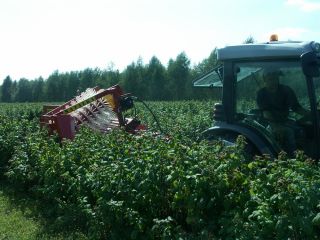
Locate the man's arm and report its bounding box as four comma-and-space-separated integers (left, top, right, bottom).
286, 86, 310, 117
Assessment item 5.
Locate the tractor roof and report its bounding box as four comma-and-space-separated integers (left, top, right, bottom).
218, 41, 319, 61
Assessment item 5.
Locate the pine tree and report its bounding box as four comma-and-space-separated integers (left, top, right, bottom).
1, 76, 13, 102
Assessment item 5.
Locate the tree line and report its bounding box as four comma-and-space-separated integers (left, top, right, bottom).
0, 50, 222, 103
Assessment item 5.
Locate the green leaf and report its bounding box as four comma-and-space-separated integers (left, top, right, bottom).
312, 213, 320, 226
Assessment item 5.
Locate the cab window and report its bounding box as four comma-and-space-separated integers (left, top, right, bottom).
234, 61, 313, 156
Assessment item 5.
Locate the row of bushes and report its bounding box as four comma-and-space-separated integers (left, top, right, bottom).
0, 103, 320, 239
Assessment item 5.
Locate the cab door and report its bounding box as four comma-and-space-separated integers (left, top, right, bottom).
234, 60, 317, 157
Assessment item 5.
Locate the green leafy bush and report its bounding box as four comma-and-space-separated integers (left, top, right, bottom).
1, 102, 320, 239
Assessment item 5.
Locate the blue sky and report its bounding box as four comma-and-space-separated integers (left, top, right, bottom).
0, 0, 319, 83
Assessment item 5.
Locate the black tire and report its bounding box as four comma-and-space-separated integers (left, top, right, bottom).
204, 131, 260, 160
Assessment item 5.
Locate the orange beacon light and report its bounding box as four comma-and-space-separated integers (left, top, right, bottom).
270, 34, 279, 41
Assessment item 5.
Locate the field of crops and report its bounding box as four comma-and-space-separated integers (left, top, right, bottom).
1, 102, 320, 239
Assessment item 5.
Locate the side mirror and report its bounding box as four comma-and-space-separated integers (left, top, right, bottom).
301, 51, 320, 77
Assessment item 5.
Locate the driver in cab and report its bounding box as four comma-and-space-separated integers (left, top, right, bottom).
256, 67, 310, 156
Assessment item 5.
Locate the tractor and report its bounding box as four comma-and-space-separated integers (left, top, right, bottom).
193, 35, 320, 159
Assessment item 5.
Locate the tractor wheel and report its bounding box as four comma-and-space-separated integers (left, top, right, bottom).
204, 131, 260, 160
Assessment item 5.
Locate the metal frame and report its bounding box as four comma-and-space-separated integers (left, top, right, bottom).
40, 85, 144, 140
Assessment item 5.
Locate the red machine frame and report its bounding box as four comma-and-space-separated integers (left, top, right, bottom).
40, 85, 145, 139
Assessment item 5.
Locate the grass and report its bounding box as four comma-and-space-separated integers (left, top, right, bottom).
0, 181, 88, 240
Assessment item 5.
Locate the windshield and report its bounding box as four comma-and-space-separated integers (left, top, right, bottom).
193, 65, 223, 87
235, 61, 310, 112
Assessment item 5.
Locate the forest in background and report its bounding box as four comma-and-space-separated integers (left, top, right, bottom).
0, 49, 221, 102
0, 36, 256, 102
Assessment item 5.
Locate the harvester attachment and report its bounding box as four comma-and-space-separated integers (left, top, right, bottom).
40, 85, 145, 139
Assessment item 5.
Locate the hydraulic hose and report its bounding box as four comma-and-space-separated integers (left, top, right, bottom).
132, 96, 165, 135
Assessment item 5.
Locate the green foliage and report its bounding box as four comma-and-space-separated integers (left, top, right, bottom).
1, 50, 220, 102
1, 76, 13, 102
1, 102, 320, 239
243, 35, 256, 44
167, 52, 191, 100
0, 182, 88, 240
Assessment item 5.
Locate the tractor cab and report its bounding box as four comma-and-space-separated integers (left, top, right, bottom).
194, 36, 320, 158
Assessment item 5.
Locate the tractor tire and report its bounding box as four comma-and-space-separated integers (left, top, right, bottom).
205, 131, 260, 160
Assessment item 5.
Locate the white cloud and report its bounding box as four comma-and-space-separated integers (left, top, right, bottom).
286, 0, 320, 11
